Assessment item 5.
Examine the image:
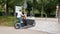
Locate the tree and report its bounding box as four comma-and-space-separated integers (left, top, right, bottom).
0, 0, 24, 16
44, 0, 58, 17
36, 0, 58, 17
26, 1, 32, 15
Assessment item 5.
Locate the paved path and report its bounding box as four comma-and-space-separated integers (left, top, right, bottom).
0, 18, 60, 34
0, 26, 51, 34
28, 18, 60, 34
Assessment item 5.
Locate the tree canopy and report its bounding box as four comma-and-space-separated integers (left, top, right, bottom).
0, 0, 59, 17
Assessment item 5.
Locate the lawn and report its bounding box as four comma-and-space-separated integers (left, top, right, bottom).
0, 16, 15, 26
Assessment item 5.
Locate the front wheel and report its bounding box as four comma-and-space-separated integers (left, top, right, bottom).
14, 23, 20, 29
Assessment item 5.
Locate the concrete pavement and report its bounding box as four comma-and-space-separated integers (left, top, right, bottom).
0, 18, 60, 34
0, 26, 51, 34
28, 18, 60, 34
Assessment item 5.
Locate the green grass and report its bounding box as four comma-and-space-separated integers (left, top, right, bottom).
0, 16, 15, 26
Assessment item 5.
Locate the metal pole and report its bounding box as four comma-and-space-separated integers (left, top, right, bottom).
58, 10, 59, 23
24, 0, 27, 13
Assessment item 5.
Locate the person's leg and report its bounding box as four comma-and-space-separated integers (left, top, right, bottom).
19, 17, 22, 29
24, 19, 27, 26
20, 17, 24, 27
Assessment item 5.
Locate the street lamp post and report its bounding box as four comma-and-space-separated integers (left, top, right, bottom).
24, 0, 27, 17
56, 4, 59, 18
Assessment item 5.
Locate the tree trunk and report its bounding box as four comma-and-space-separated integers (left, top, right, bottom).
33, 0, 36, 16
41, 5, 43, 17
6, 0, 9, 16
41, 0, 43, 17
46, 11, 50, 17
